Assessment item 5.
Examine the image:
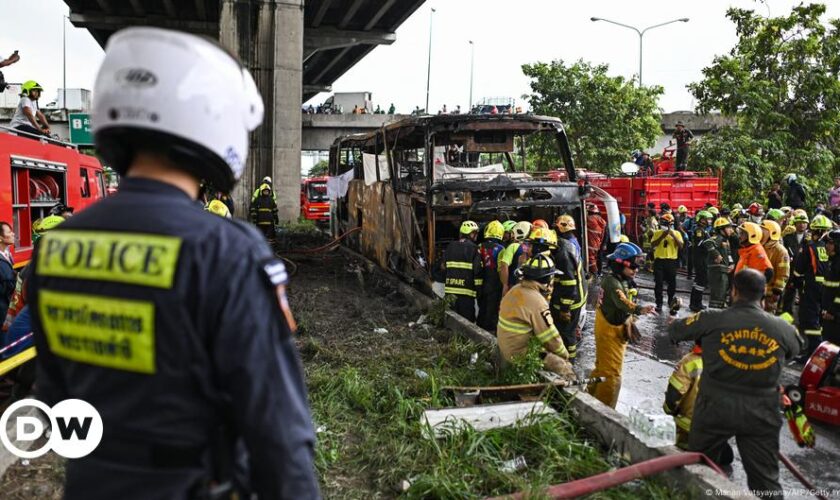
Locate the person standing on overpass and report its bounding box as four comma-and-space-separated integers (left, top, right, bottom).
28, 27, 319, 499
668, 269, 802, 498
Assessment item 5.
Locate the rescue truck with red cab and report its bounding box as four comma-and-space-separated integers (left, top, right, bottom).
0, 126, 107, 268
300, 176, 329, 224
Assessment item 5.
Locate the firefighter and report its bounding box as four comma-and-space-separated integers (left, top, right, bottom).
781, 210, 810, 313
689, 210, 712, 312
206, 198, 231, 218
477, 221, 506, 331
251, 175, 275, 202
765, 208, 784, 224
668, 269, 801, 497
497, 254, 574, 381
501, 220, 517, 244
557, 214, 582, 258
821, 230, 840, 346
735, 222, 774, 283
676, 205, 690, 270
499, 221, 531, 295
550, 218, 584, 364
444, 221, 483, 322
792, 214, 832, 361
651, 213, 683, 313
588, 243, 657, 408
747, 202, 764, 224
761, 220, 789, 314
663, 340, 703, 449
586, 203, 606, 275
28, 28, 319, 499
249, 182, 278, 241
783, 210, 810, 257
703, 217, 734, 309
642, 205, 658, 272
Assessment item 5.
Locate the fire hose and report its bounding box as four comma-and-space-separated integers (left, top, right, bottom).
282, 226, 361, 255
779, 452, 828, 500
486, 452, 724, 500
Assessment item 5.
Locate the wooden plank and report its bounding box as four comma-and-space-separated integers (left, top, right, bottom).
421, 401, 556, 438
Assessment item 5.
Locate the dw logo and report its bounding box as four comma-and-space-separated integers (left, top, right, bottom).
0, 399, 103, 459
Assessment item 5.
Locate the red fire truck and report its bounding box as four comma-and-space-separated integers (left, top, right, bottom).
552, 146, 721, 241
300, 176, 329, 224
0, 126, 107, 268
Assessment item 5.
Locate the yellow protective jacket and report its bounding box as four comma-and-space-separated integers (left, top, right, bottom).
763, 239, 790, 293
498, 280, 568, 361
663, 347, 703, 434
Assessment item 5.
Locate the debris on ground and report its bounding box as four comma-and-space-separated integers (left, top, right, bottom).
290, 248, 685, 499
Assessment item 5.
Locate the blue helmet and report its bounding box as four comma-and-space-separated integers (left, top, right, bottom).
607, 242, 643, 262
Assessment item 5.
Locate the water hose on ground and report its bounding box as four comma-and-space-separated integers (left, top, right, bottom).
486, 452, 724, 500
779, 452, 828, 500
283, 226, 362, 255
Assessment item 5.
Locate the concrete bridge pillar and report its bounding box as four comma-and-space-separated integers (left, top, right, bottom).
220, 0, 302, 222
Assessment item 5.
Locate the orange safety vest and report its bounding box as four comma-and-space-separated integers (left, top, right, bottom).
735, 243, 773, 275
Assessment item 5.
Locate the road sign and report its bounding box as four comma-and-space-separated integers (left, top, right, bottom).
69, 113, 92, 145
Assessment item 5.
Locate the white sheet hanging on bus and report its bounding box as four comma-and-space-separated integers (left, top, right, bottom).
363, 153, 391, 186
588, 185, 622, 244
434, 163, 506, 181
327, 168, 355, 200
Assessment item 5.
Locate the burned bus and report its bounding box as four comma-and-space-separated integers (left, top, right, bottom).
327, 114, 619, 288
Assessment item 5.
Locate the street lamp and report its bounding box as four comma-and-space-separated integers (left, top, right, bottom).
468, 40, 474, 113
425, 8, 435, 114
590, 16, 689, 86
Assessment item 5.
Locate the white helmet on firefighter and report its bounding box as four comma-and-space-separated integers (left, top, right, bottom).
92, 27, 264, 192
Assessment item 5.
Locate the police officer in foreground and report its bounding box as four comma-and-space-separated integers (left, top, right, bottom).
29, 28, 319, 499
668, 269, 802, 498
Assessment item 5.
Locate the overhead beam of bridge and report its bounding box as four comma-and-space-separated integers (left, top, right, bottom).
68, 13, 216, 35
304, 27, 395, 60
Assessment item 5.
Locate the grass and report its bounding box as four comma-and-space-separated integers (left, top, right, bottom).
304, 334, 683, 499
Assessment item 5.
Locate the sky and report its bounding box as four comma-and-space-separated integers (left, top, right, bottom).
4, 0, 840, 113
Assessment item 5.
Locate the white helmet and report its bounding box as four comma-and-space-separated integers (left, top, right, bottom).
783, 173, 797, 184
92, 27, 264, 192
512, 221, 532, 242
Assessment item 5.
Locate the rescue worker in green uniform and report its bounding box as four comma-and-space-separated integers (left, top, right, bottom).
588, 243, 657, 408
792, 214, 832, 361
443, 221, 483, 322
477, 221, 505, 331
703, 217, 734, 308
781, 210, 810, 314
497, 254, 574, 380
552, 214, 586, 363
550, 217, 583, 363
668, 269, 802, 498
663, 340, 703, 449
690, 210, 713, 312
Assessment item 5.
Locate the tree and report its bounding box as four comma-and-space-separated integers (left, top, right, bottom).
688, 3, 840, 206
522, 59, 663, 173
308, 159, 328, 177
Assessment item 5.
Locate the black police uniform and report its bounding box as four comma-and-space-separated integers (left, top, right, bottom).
29, 178, 319, 500
550, 237, 584, 362
781, 231, 809, 313
443, 237, 482, 322
793, 238, 829, 359
476, 238, 505, 331
822, 251, 840, 345
690, 225, 709, 311
668, 304, 801, 497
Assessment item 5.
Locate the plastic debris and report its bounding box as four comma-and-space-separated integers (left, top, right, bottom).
499, 456, 527, 473
469, 353, 478, 365
373, 328, 388, 335
414, 369, 429, 379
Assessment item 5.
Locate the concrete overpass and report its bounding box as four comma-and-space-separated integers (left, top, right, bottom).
63, 0, 426, 220
298, 111, 736, 151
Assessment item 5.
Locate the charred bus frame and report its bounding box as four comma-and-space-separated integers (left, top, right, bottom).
328, 114, 599, 288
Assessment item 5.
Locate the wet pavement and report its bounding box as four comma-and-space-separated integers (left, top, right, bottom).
573, 270, 840, 499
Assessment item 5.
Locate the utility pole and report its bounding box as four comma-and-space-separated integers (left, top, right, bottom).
468, 40, 474, 113
425, 7, 435, 114
590, 17, 689, 86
